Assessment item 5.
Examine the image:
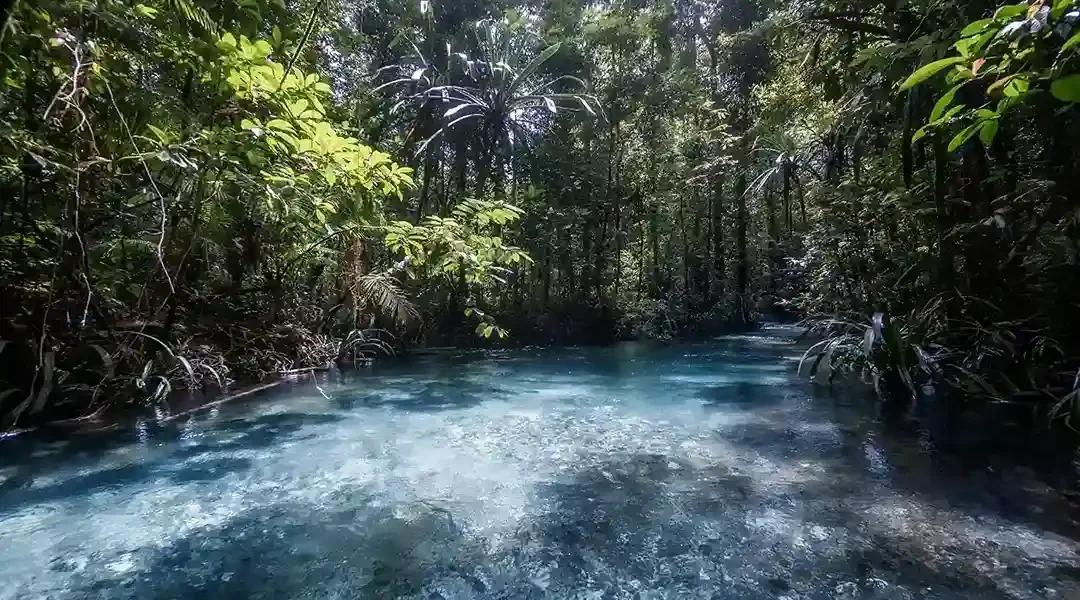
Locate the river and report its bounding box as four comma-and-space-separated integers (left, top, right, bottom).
1, 327, 1078, 598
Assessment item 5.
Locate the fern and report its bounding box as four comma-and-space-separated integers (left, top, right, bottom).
93, 237, 157, 259
166, 0, 217, 35
356, 272, 420, 327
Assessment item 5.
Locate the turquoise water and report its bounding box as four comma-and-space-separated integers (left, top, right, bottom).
1, 327, 1078, 599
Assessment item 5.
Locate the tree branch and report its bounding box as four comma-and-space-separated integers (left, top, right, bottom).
808, 12, 894, 39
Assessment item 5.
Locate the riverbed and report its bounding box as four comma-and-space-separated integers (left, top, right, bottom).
1, 327, 1078, 598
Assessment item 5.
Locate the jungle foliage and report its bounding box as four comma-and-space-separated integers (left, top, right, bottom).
1, 0, 1079, 426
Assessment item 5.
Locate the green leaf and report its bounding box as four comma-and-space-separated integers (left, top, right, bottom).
979, 119, 999, 146
912, 126, 929, 143
287, 99, 309, 116
217, 32, 237, 51
970, 29, 999, 55
146, 124, 170, 142
993, 3, 1028, 21
987, 74, 1018, 95
265, 118, 294, 133
240, 118, 259, 131
275, 132, 300, 150
930, 82, 965, 121
954, 38, 977, 58
929, 104, 966, 127
1051, 74, 1080, 102
1053, 0, 1072, 20
900, 57, 967, 91
960, 19, 993, 36
1003, 76, 1029, 97
948, 121, 982, 152
508, 42, 561, 95
135, 4, 159, 17
1062, 31, 1080, 55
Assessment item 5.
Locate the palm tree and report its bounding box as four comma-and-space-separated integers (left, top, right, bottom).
377, 18, 602, 200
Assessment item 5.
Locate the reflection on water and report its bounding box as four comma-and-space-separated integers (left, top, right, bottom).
1, 326, 1079, 599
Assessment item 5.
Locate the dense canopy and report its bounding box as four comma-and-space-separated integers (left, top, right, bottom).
1, 0, 1079, 426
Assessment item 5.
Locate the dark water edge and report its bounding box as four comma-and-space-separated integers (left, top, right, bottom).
6, 332, 1080, 511
4, 320, 767, 440
3, 328, 1080, 599
6, 329, 1080, 502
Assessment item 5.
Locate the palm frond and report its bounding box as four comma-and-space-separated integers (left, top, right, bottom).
165, 0, 217, 34
356, 272, 421, 327
508, 42, 561, 96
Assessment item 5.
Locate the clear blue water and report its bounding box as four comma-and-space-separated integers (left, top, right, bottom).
1, 327, 1079, 599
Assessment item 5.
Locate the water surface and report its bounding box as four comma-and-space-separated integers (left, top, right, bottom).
2, 328, 1079, 599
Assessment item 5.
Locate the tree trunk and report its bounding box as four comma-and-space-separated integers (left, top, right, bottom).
763, 186, 779, 309
610, 112, 621, 302
415, 152, 433, 222
795, 175, 807, 226
454, 139, 468, 199
734, 174, 749, 325
475, 139, 490, 199
638, 219, 645, 301
679, 195, 690, 312
782, 162, 792, 233
650, 202, 662, 297
711, 174, 726, 304
702, 183, 712, 304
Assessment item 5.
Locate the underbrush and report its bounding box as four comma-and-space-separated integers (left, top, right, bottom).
799, 294, 1080, 426
0, 320, 399, 429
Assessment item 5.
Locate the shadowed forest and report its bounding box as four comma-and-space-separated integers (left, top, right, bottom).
1, 0, 1079, 426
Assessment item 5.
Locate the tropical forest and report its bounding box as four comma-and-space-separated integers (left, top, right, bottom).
3, 0, 1080, 596
2, 0, 1079, 424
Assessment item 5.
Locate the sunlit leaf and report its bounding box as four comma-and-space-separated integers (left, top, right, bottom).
287, 98, 309, 116
266, 119, 294, 133
1003, 76, 1030, 97
993, 3, 1029, 21
948, 121, 983, 152
899, 57, 967, 91
1061, 31, 1080, 54
1051, 74, 1080, 102
930, 82, 965, 121
217, 32, 237, 51
961, 18, 993, 36
979, 119, 999, 145
1053, 0, 1073, 19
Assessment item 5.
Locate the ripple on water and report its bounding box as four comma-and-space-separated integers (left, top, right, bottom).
0, 333, 1078, 599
